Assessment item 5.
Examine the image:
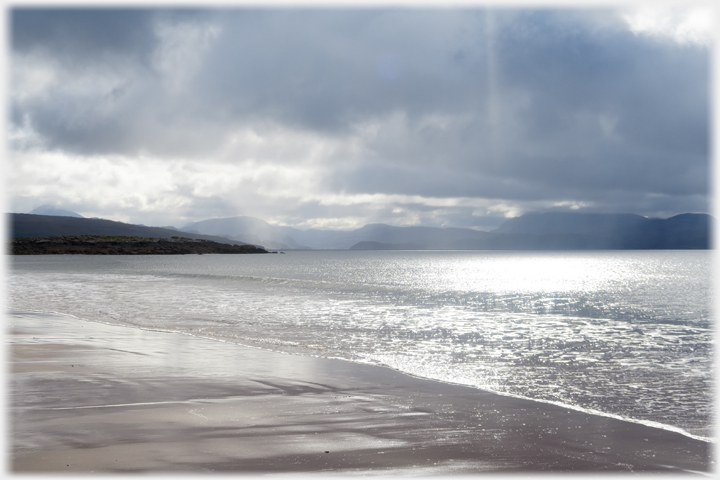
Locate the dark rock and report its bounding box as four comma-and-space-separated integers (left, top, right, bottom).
10, 235, 269, 255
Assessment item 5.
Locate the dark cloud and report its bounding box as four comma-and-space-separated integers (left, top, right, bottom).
194, 10, 491, 130
12, 8, 159, 63
496, 14, 708, 156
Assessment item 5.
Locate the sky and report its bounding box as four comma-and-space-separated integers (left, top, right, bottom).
6, 3, 714, 230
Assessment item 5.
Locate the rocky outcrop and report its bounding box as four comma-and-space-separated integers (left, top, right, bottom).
10, 235, 269, 255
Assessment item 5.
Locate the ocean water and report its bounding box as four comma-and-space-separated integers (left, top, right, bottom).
8, 250, 713, 440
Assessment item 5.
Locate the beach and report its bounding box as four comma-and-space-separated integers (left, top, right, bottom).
8, 310, 712, 474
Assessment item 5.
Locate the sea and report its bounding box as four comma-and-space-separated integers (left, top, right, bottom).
8, 250, 713, 441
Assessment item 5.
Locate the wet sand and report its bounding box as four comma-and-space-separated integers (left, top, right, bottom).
8, 310, 713, 474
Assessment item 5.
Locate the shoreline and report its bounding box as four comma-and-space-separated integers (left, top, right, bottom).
367, 360, 715, 445
15, 308, 712, 444
8, 310, 714, 474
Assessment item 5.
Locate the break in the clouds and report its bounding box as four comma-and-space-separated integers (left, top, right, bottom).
8, 7, 711, 229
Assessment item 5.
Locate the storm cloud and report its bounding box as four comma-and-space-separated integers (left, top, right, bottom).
8, 7, 711, 229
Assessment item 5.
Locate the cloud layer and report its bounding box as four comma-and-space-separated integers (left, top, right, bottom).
8, 8, 710, 229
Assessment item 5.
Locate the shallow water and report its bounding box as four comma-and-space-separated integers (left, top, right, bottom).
8, 250, 713, 439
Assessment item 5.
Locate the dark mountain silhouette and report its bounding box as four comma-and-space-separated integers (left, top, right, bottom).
10, 214, 257, 247
11, 212, 712, 251
182, 213, 711, 250
11, 235, 268, 255
486, 212, 711, 250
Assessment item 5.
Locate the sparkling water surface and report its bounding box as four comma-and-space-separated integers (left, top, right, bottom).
9, 250, 712, 439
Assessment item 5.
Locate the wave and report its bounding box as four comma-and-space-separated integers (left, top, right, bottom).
7, 306, 713, 444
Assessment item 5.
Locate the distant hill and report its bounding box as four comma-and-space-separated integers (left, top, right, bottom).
28, 205, 83, 218
14, 211, 711, 251
10, 214, 258, 247
332, 224, 492, 250
487, 212, 711, 249
494, 212, 647, 236
349, 213, 711, 250
181, 216, 310, 250
349, 241, 425, 250
181, 217, 492, 250
182, 212, 711, 250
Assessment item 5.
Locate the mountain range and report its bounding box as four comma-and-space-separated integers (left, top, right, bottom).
10, 210, 712, 250
182, 212, 711, 250
28, 205, 84, 218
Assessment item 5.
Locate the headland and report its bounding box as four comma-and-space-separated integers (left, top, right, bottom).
10, 235, 269, 255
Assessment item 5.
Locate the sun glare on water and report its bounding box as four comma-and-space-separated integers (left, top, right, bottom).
411, 253, 634, 295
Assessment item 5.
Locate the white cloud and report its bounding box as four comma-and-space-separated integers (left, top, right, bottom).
11, 52, 57, 103
621, 6, 714, 46
8, 143, 571, 229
